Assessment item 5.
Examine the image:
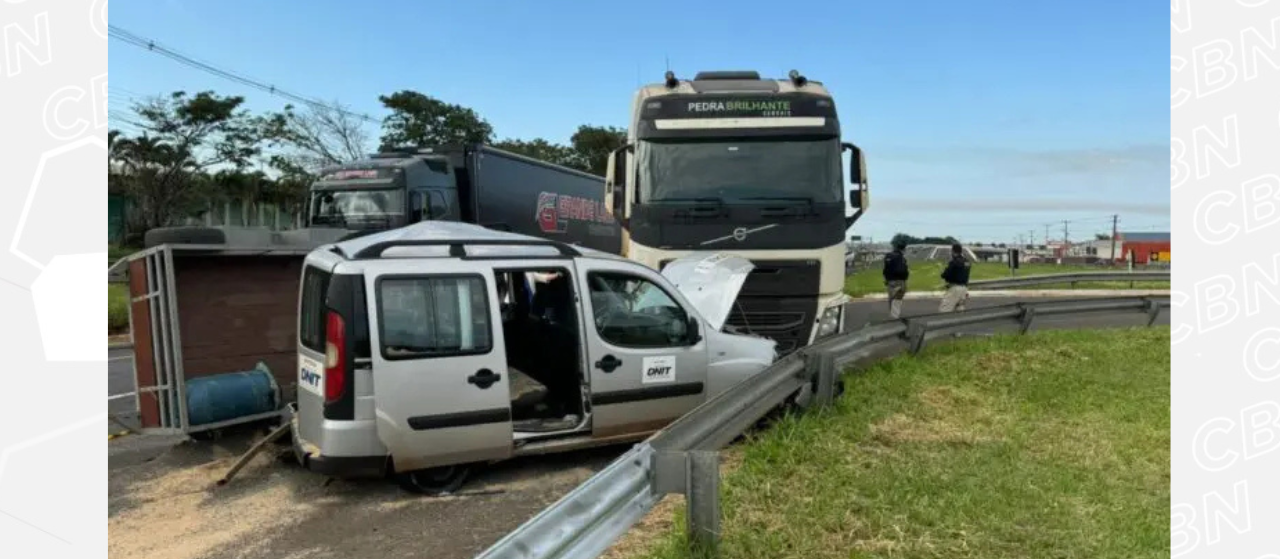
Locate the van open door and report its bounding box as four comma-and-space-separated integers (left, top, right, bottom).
363, 260, 513, 473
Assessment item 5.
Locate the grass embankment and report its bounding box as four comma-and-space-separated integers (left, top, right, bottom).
108, 245, 140, 338
635, 328, 1171, 559
844, 262, 1169, 298
109, 283, 129, 335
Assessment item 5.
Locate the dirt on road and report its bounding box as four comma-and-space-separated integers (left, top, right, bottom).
108, 428, 627, 559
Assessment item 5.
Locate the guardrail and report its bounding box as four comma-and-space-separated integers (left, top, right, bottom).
475, 295, 1171, 559
968, 270, 1170, 290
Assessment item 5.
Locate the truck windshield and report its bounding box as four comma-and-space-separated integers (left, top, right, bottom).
637, 137, 842, 204
310, 189, 404, 226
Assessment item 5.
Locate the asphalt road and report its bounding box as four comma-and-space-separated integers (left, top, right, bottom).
108, 345, 139, 435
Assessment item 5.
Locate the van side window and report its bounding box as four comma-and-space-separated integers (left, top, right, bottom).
587, 272, 690, 348
377, 276, 491, 359
299, 266, 331, 352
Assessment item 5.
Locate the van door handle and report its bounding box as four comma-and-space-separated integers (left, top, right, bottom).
468, 369, 501, 389
595, 355, 622, 373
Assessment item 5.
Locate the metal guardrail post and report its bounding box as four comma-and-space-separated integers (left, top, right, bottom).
803, 350, 839, 407
687, 450, 721, 556
906, 321, 928, 355
1018, 305, 1036, 335
1145, 299, 1162, 326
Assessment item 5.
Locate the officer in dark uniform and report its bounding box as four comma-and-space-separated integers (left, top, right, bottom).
939, 243, 972, 312
882, 240, 910, 318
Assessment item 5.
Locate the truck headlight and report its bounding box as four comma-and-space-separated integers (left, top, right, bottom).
816, 305, 843, 339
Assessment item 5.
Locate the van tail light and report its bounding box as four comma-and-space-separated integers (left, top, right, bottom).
324, 311, 347, 404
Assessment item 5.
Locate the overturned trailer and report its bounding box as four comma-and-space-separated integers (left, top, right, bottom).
110, 226, 354, 435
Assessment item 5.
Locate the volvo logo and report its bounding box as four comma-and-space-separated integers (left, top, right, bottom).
700, 224, 780, 246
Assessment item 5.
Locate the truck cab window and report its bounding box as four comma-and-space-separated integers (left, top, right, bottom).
312, 189, 405, 226
377, 276, 491, 359
428, 191, 450, 219
588, 272, 690, 348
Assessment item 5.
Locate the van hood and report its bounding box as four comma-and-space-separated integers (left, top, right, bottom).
660, 253, 754, 332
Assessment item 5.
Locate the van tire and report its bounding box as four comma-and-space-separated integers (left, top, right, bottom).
395, 465, 470, 495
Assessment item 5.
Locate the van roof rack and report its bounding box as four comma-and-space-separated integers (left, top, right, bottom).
351, 238, 582, 260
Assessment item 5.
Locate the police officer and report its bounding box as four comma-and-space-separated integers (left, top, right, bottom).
882, 240, 909, 319
939, 243, 971, 313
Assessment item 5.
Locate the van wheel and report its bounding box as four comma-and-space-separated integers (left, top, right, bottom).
395, 465, 470, 495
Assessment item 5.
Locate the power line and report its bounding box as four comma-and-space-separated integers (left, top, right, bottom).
107, 25, 378, 124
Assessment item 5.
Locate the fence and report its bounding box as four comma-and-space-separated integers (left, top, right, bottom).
476, 294, 1171, 559
968, 270, 1171, 290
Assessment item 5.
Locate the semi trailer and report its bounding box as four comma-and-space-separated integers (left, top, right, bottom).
144, 144, 622, 255
605, 69, 870, 355
307, 144, 622, 254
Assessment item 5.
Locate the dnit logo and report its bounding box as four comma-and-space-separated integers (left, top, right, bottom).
537, 192, 567, 234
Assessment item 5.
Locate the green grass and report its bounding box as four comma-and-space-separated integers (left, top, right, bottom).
109, 245, 137, 263
109, 283, 129, 334
640, 328, 1171, 559
845, 262, 1169, 297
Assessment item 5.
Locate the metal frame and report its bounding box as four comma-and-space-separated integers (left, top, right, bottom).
476, 295, 1172, 559
117, 244, 289, 436
968, 271, 1170, 290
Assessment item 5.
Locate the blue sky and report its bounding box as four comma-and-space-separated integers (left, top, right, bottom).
109, 0, 1170, 243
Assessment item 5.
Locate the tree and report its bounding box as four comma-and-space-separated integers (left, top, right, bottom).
889, 233, 959, 247
109, 91, 268, 232
266, 102, 371, 171
1095, 233, 1113, 240
569, 125, 627, 175
378, 91, 493, 149
493, 138, 580, 169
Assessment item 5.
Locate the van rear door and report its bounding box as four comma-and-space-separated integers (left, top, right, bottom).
364, 259, 513, 472
296, 257, 338, 448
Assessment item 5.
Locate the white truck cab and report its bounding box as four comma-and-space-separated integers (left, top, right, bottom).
292, 221, 775, 493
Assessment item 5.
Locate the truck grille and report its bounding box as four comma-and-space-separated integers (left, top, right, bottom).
725, 302, 815, 356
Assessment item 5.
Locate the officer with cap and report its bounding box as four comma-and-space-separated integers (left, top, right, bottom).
939, 243, 972, 313
882, 240, 910, 319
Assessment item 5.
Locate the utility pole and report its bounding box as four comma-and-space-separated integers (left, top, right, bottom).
1110, 214, 1119, 263
1062, 220, 1070, 262
1045, 224, 1051, 245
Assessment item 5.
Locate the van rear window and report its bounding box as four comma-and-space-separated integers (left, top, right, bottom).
377, 275, 491, 359
299, 266, 332, 352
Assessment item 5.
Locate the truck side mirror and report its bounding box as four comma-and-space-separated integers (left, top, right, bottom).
687, 315, 702, 345
843, 143, 869, 227
843, 142, 867, 188
606, 144, 633, 227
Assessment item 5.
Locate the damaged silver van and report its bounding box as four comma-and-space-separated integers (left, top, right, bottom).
291, 221, 776, 493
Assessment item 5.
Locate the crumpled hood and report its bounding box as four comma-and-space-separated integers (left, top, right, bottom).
660, 253, 754, 332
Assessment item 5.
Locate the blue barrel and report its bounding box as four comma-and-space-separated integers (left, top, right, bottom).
186, 362, 279, 427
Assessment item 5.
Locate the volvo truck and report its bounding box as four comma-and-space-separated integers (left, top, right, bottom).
605, 70, 869, 355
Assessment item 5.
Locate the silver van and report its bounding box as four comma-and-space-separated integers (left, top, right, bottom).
291, 221, 776, 493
